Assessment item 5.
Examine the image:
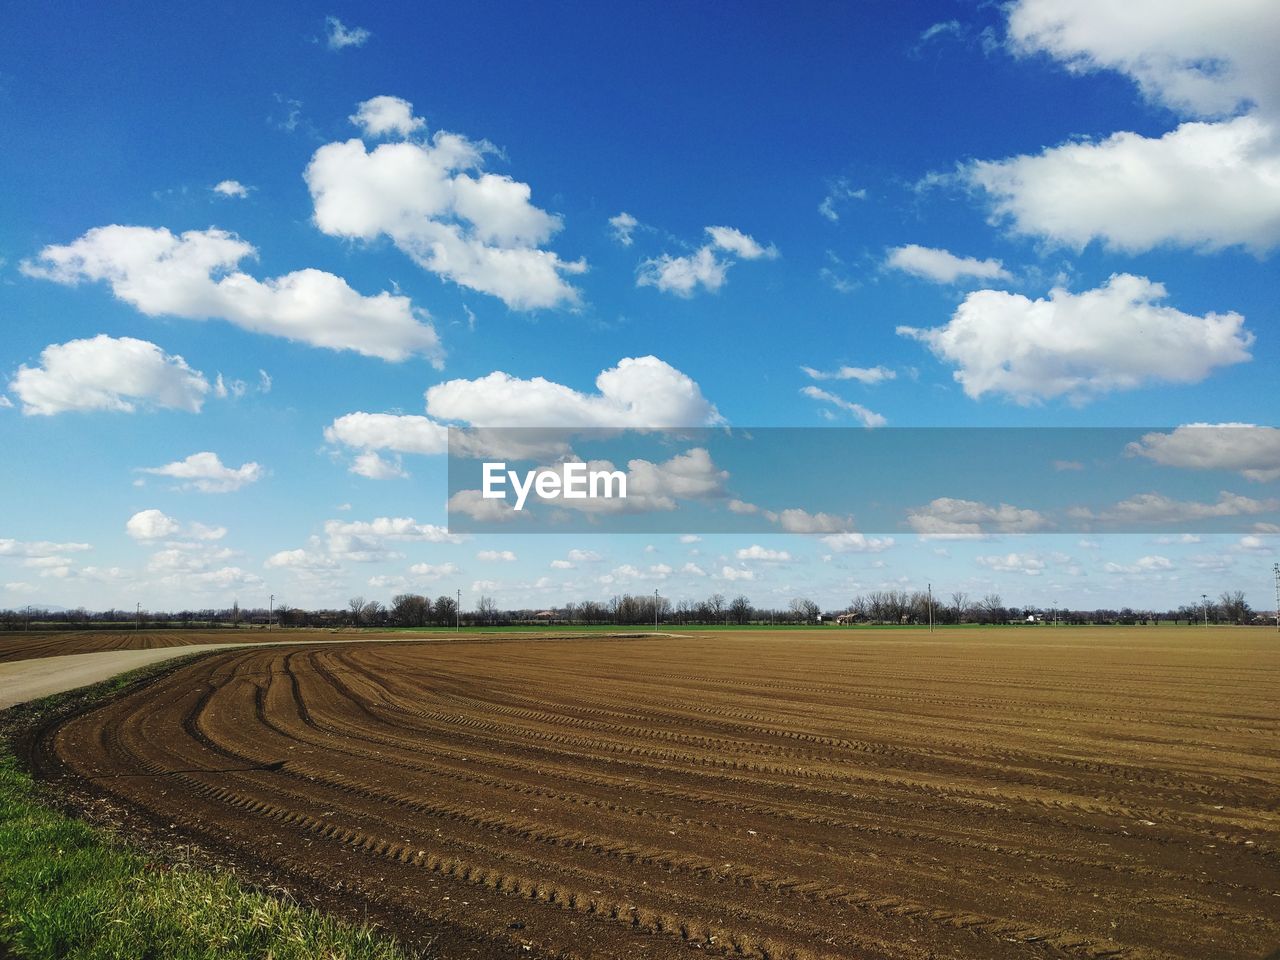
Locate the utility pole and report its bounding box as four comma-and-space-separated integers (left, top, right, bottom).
456, 589, 461, 632
135, 601, 141, 633
654, 589, 659, 634
1273, 563, 1279, 633
927, 583, 934, 633
1202, 593, 1209, 628
24, 605, 31, 632
269, 594, 274, 629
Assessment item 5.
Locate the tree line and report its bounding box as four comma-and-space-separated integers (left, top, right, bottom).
1, 588, 1268, 631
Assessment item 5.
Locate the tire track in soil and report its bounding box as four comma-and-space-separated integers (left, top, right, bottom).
45, 630, 1280, 960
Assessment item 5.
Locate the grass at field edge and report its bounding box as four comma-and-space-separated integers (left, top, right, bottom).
0, 658, 423, 960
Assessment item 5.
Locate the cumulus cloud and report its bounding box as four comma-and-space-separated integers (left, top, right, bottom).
426, 355, 721, 428
324, 412, 449, 455
885, 244, 1010, 284
800, 386, 886, 427
801, 365, 895, 385
735, 545, 791, 562
1069, 491, 1279, 525
264, 549, 338, 571
0, 539, 91, 561
637, 225, 777, 297
305, 97, 584, 310
11, 335, 210, 415
125, 509, 226, 543
976, 552, 1047, 575
325, 15, 370, 50
212, 180, 250, 199
349, 451, 407, 480
1005, 0, 1280, 120
477, 550, 517, 562
608, 211, 639, 246
22, 226, 441, 363
1126, 424, 1280, 482
765, 508, 854, 534
820, 533, 895, 553
138, 451, 263, 493
967, 116, 1280, 254
1103, 555, 1175, 575
970, 1, 1280, 254
350, 95, 424, 138
324, 516, 460, 562
907, 498, 1051, 536
899, 274, 1252, 404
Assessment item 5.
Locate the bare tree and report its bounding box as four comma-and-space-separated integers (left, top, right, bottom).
790, 597, 820, 622
1219, 590, 1250, 624
348, 596, 366, 626
950, 591, 969, 624
729, 595, 752, 625
476, 595, 497, 625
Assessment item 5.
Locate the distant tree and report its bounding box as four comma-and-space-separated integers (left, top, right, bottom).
950, 592, 969, 624
707, 593, 726, 622
476, 595, 497, 625
275, 601, 294, 627
432, 594, 458, 627
391, 593, 429, 627
790, 597, 820, 622
978, 594, 1005, 625
1219, 590, 1250, 624
361, 600, 386, 626
348, 596, 366, 626
729, 595, 752, 625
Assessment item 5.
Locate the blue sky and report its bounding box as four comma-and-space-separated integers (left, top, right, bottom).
1, 1, 1277, 613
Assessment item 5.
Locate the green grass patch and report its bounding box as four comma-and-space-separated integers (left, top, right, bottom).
0, 665, 421, 960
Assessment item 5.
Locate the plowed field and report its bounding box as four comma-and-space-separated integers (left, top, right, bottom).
42, 629, 1280, 959
0, 629, 290, 664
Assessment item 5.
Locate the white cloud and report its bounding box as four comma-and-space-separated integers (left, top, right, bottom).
727, 499, 759, 514
899, 274, 1252, 404
477, 550, 517, 562
305, 99, 584, 310
801, 365, 895, 385
735, 545, 792, 562
139, 451, 263, 493
818, 178, 866, 222
426, 355, 721, 428
0, 539, 91, 559
324, 516, 461, 562
820, 533, 895, 553
349, 451, 407, 480
125, 509, 225, 543
1005, 0, 1280, 120
1127, 424, 1280, 482
681, 562, 707, 577
549, 559, 574, 570
679, 534, 702, 544
971, 2, 1280, 254
212, 180, 250, 199
637, 225, 777, 297
801, 386, 887, 427
608, 211, 639, 246
976, 552, 1048, 575
325, 15, 370, 50
885, 244, 1010, 284
1069, 491, 1279, 525
967, 116, 1280, 254
717, 565, 755, 582
907, 498, 1051, 536
568, 548, 602, 563
410, 562, 458, 580
1103, 555, 1176, 575
350, 95, 424, 139
767, 508, 854, 534
11, 335, 210, 415
264, 549, 338, 571
23, 226, 441, 363
324, 412, 449, 455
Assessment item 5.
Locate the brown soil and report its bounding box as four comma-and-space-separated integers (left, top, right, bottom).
35, 628, 1280, 959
